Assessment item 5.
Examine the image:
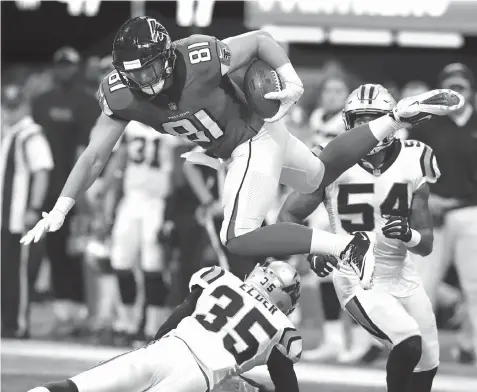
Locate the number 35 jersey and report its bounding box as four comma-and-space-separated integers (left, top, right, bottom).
172, 266, 302, 389
324, 140, 440, 296
98, 35, 264, 160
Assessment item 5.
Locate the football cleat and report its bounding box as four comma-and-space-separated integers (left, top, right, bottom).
391, 89, 464, 126
340, 232, 377, 290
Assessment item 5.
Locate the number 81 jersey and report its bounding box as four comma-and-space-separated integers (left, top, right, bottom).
97, 34, 263, 160
324, 140, 440, 283
172, 266, 302, 389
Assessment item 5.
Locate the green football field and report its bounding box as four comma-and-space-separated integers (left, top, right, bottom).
2, 339, 476, 392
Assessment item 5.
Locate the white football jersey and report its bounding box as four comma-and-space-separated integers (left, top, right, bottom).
122, 121, 179, 198
172, 266, 302, 390
324, 139, 440, 297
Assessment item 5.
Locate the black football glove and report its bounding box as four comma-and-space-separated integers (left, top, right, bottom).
307, 254, 338, 277
382, 215, 412, 243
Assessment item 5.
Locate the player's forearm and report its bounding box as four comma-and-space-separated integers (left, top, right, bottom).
29, 170, 50, 210
59, 150, 110, 206
255, 32, 291, 69
407, 228, 433, 256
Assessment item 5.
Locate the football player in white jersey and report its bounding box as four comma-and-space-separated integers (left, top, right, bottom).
279, 84, 440, 392
28, 261, 302, 392
108, 121, 181, 342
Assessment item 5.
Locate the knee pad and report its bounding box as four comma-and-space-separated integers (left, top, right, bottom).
116, 269, 137, 305
394, 335, 422, 368
144, 272, 169, 307
415, 336, 440, 371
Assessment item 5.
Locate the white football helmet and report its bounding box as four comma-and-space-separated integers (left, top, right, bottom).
343, 84, 397, 155
245, 261, 301, 315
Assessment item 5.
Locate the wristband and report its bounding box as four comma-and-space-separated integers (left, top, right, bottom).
53, 197, 75, 216
368, 114, 403, 142
405, 229, 421, 248
276, 63, 302, 86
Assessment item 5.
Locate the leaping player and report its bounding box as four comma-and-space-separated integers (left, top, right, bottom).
28, 261, 302, 392
279, 84, 440, 392
21, 16, 464, 289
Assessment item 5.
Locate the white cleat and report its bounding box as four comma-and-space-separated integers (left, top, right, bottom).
392, 89, 464, 126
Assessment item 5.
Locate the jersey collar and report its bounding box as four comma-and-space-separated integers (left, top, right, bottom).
358, 140, 402, 176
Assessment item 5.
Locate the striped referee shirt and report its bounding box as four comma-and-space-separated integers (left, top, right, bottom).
0, 116, 54, 233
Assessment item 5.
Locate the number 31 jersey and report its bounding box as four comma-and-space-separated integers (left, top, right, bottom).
324, 140, 440, 295
172, 266, 302, 389
121, 121, 179, 199
98, 35, 264, 160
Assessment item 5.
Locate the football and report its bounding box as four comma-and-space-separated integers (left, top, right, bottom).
244, 59, 282, 119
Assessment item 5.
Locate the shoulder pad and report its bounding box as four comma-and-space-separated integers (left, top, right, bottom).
189, 266, 226, 291
97, 72, 135, 118
276, 327, 302, 364
401, 139, 441, 184
175, 34, 228, 81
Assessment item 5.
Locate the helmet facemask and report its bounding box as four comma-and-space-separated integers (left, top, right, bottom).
342, 84, 397, 156
112, 16, 176, 97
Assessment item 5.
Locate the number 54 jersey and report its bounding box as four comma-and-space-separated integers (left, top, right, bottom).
171, 266, 302, 390
324, 140, 440, 299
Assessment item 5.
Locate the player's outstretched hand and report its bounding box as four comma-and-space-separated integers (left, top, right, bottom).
20, 209, 66, 245
307, 254, 338, 277
392, 89, 464, 127
382, 215, 412, 243
263, 81, 304, 123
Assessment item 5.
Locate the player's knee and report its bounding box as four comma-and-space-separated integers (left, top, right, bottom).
394, 335, 422, 368
41, 380, 78, 392
144, 271, 169, 306
116, 269, 137, 305
416, 336, 440, 371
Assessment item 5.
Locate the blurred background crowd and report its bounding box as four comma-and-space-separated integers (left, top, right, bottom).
2, 0, 477, 372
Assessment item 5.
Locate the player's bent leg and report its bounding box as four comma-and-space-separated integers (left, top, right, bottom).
30, 337, 207, 392
344, 288, 422, 392
400, 285, 440, 392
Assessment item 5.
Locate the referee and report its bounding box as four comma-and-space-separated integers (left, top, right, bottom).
412, 63, 477, 363
1, 83, 53, 338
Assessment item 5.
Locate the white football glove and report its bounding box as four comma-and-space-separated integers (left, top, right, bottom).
392, 89, 464, 126
263, 81, 304, 123
20, 209, 66, 245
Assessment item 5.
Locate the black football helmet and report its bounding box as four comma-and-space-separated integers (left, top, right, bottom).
112, 16, 175, 95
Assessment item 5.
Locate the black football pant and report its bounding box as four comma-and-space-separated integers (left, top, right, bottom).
1, 230, 30, 336
46, 213, 84, 303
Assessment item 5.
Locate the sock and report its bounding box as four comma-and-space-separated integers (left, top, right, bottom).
406, 367, 438, 392
311, 230, 353, 258
42, 380, 78, 392
386, 336, 422, 392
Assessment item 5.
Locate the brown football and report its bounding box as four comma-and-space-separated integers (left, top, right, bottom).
244, 59, 282, 119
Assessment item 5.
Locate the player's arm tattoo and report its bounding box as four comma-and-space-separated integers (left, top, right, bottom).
277, 188, 325, 225
222, 31, 290, 75
409, 182, 433, 256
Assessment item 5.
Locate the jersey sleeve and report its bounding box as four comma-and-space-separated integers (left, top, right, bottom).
409, 140, 441, 189
96, 72, 132, 121
180, 35, 231, 85
189, 266, 226, 291
275, 326, 302, 364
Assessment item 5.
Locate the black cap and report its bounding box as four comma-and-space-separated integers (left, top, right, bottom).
53, 46, 81, 64
438, 63, 475, 89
